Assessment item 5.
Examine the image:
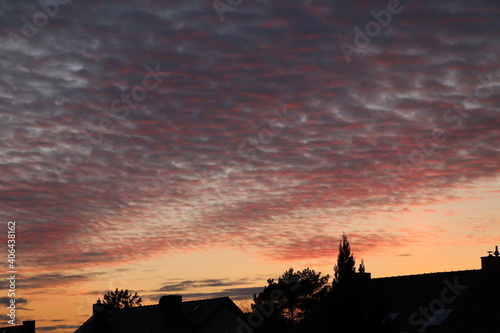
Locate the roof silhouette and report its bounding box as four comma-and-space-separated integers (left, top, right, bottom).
372, 269, 500, 332
75, 296, 243, 333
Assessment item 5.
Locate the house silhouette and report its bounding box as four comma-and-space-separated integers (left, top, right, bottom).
297, 246, 500, 332
371, 245, 500, 332
0, 321, 36, 333
74, 295, 244, 333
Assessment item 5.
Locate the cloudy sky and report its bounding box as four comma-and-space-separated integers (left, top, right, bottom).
1, 0, 499, 331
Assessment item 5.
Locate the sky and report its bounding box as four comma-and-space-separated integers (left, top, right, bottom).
0, 0, 499, 331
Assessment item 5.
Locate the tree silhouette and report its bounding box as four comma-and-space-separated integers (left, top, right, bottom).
358, 259, 366, 273
319, 233, 390, 333
333, 232, 356, 288
252, 268, 329, 331
101, 288, 142, 309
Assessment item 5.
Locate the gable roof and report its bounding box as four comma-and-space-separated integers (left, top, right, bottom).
75, 296, 243, 333
372, 269, 500, 332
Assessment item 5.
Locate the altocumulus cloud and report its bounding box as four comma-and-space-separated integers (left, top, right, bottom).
0, 0, 498, 277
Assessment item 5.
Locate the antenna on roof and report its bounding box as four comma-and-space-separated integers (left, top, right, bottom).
487, 251, 493, 256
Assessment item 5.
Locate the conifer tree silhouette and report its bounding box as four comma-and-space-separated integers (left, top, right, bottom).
333, 232, 356, 288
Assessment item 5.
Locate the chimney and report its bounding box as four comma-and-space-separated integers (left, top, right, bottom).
355, 272, 372, 290
92, 300, 110, 333
481, 245, 500, 302
355, 271, 372, 305
159, 295, 183, 332
21, 320, 35, 333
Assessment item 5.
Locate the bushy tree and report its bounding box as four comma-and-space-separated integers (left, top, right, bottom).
252, 268, 329, 331
101, 288, 142, 309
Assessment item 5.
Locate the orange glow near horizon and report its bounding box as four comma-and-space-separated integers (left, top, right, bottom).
4, 178, 499, 331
